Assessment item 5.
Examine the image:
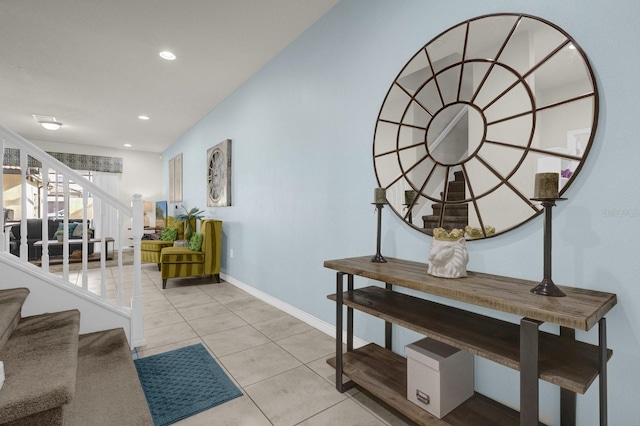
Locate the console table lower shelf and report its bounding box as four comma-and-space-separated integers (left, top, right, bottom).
327, 343, 524, 425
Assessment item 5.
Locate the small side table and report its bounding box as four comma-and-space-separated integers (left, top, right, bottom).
173, 239, 188, 247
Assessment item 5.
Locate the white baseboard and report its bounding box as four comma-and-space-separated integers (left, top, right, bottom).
220, 273, 368, 348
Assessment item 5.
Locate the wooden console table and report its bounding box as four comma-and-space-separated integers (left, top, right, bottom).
324, 256, 617, 426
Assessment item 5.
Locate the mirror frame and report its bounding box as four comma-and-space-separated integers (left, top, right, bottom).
373, 13, 599, 239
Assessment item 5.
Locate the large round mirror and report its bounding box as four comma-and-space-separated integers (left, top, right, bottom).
373, 13, 598, 239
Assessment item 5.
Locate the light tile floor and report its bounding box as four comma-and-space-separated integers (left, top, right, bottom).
67, 261, 414, 426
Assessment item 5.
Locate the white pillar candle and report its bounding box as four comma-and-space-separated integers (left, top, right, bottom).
534, 173, 559, 198
374, 187, 387, 204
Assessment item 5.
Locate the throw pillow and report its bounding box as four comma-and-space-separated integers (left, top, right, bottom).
57, 222, 79, 238
68, 223, 78, 237
72, 223, 84, 238
189, 232, 203, 251
160, 227, 178, 241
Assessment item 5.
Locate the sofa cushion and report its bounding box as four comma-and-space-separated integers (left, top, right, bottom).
8, 224, 19, 240
71, 223, 93, 238
189, 233, 203, 251
26, 219, 42, 240
72, 223, 82, 238
165, 216, 196, 241
160, 247, 204, 264
141, 240, 174, 253
160, 227, 178, 241
57, 222, 79, 238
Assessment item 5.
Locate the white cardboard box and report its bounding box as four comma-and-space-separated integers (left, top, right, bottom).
406, 338, 474, 418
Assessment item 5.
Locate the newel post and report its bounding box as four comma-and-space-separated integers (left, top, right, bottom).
130, 194, 146, 347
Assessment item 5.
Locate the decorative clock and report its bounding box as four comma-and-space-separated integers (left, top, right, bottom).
207, 139, 232, 207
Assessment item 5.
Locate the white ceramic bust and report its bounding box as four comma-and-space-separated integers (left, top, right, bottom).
427, 228, 469, 279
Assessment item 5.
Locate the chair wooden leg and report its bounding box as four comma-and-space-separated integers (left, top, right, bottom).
157, 263, 161, 271
214, 273, 221, 283
162, 279, 167, 289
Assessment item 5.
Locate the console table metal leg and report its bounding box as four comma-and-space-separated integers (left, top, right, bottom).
385, 283, 392, 350
347, 274, 354, 352
335, 272, 344, 391
599, 317, 608, 426
521, 318, 541, 426
335, 272, 354, 393
560, 327, 576, 426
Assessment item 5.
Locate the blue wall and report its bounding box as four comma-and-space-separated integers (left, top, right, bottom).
164, 1, 640, 424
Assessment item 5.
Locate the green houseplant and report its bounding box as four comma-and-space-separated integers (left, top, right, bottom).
176, 206, 204, 241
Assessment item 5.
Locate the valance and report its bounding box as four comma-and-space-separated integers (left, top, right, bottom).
3, 148, 123, 173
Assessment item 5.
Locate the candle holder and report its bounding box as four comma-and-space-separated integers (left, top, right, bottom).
371, 202, 387, 263
530, 197, 566, 297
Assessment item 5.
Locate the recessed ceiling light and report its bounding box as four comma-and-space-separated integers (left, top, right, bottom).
138, 115, 150, 120
124, 143, 133, 148
159, 51, 176, 60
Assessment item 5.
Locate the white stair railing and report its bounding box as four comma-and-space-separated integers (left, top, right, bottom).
0, 124, 146, 347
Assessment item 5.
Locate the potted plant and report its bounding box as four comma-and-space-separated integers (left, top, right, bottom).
55, 230, 64, 242
176, 206, 204, 241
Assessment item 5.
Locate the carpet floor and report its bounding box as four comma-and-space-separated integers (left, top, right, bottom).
134, 343, 242, 426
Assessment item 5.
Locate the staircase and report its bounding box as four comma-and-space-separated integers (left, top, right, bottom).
0, 122, 146, 348
0, 288, 152, 425
422, 171, 469, 232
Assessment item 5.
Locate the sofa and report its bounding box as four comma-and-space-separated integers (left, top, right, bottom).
7, 218, 94, 260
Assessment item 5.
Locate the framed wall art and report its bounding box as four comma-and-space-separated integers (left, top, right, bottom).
155, 201, 167, 229
168, 153, 182, 203
207, 139, 232, 207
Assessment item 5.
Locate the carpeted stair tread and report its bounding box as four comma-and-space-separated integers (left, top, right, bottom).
0, 288, 29, 353
63, 328, 153, 425
0, 310, 80, 425
422, 215, 471, 222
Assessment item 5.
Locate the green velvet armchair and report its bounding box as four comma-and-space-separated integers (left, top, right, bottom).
160, 219, 222, 289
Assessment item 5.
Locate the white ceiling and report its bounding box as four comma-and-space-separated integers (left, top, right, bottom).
0, 0, 339, 153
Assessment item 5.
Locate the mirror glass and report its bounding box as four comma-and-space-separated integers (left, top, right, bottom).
373, 13, 598, 239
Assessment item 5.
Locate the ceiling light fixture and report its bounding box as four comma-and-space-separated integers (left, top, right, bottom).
124, 143, 132, 148
159, 51, 176, 60
39, 121, 63, 130
138, 115, 150, 120
33, 114, 63, 130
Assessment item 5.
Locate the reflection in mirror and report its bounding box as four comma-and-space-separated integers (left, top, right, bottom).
373, 13, 598, 239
